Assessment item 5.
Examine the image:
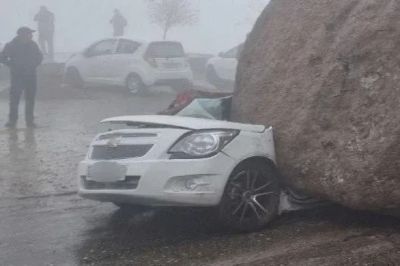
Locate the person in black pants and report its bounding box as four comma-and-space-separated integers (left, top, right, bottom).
0, 27, 43, 128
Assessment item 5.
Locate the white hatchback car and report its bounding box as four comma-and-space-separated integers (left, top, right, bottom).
64, 38, 193, 94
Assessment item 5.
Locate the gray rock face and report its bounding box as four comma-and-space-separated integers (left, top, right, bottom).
233, 0, 400, 211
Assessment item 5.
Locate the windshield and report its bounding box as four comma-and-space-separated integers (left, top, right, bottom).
146, 42, 185, 58
176, 97, 232, 120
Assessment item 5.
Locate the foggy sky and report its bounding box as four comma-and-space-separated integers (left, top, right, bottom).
0, 0, 269, 54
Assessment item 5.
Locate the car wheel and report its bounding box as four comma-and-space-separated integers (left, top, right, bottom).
126, 74, 146, 95
218, 160, 280, 232
64, 67, 84, 89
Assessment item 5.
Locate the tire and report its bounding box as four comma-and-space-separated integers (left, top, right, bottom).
64, 67, 84, 89
126, 74, 146, 95
218, 160, 280, 232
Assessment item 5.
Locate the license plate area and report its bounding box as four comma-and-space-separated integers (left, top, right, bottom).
164, 62, 181, 69
88, 161, 127, 182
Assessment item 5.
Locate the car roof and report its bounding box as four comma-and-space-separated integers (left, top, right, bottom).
96, 37, 183, 46
113, 36, 147, 44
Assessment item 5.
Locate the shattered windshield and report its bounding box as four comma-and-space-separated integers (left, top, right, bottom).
176, 97, 230, 120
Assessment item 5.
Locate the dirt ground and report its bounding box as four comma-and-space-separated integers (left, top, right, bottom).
0, 72, 399, 266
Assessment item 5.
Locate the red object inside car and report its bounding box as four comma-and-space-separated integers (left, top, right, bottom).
160, 89, 232, 115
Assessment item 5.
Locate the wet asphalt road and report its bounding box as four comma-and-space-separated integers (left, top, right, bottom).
0, 83, 400, 266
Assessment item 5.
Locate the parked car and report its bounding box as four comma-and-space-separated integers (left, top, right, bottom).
78, 92, 324, 232
64, 38, 193, 94
206, 44, 243, 90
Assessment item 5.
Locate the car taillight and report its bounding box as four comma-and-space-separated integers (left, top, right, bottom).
144, 56, 158, 68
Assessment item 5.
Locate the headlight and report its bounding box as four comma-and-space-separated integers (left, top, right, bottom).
168, 129, 239, 159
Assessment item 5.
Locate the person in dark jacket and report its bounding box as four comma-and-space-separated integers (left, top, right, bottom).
110, 9, 127, 37
34, 6, 55, 60
0, 27, 43, 128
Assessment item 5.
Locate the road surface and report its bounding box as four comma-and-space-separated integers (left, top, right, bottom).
0, 78, 399, 266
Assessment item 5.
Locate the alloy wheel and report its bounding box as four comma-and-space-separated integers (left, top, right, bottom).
219, 162, 280, 232
128, 77, 140, 94
126, 74, 144, 95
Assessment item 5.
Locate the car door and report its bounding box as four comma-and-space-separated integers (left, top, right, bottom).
214, 44, 243, 81
80, 39, 117, 84
112, 39, 142, 84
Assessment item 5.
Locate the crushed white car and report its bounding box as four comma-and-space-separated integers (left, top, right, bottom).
78, 98, 323, 232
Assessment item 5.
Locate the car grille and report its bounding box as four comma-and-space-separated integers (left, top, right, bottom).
81, 176, 140, 190
91, 144, 153, 160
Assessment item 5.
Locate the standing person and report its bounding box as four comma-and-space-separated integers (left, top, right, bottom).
0, 27, 43, 128
34, 6, 55, 60
110, 9, 127, 37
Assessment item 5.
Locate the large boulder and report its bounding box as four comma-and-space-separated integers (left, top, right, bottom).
233, 0, 400, 212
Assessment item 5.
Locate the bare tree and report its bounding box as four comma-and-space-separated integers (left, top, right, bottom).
146, 0, 198, 40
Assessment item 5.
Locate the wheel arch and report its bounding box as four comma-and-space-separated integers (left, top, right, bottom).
63, 65, 85, 86
227, 156, 282, 187
125, 72, 142, 82
125, 69, 151, 86
64, 65, 79, 75
231, 156, 277, 173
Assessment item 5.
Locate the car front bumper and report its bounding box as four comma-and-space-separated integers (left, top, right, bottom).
78, 153, 236, 207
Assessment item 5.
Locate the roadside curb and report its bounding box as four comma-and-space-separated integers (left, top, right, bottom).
0, 191, 78, 201
17, 190, 77, 200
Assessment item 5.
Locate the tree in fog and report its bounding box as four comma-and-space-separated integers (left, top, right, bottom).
146, 0, 198, 40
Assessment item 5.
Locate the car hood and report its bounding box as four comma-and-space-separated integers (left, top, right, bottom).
101, 115, 266, 133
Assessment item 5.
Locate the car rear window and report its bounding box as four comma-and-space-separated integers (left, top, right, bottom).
146, 42, 185, 58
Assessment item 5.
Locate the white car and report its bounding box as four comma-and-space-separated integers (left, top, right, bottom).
77, 106, 324, 232
64, 38, 193, 94
206, 44, 243, 90
78, 114, 284, 231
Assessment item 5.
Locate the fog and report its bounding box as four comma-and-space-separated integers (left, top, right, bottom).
0, 0, 269, 54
